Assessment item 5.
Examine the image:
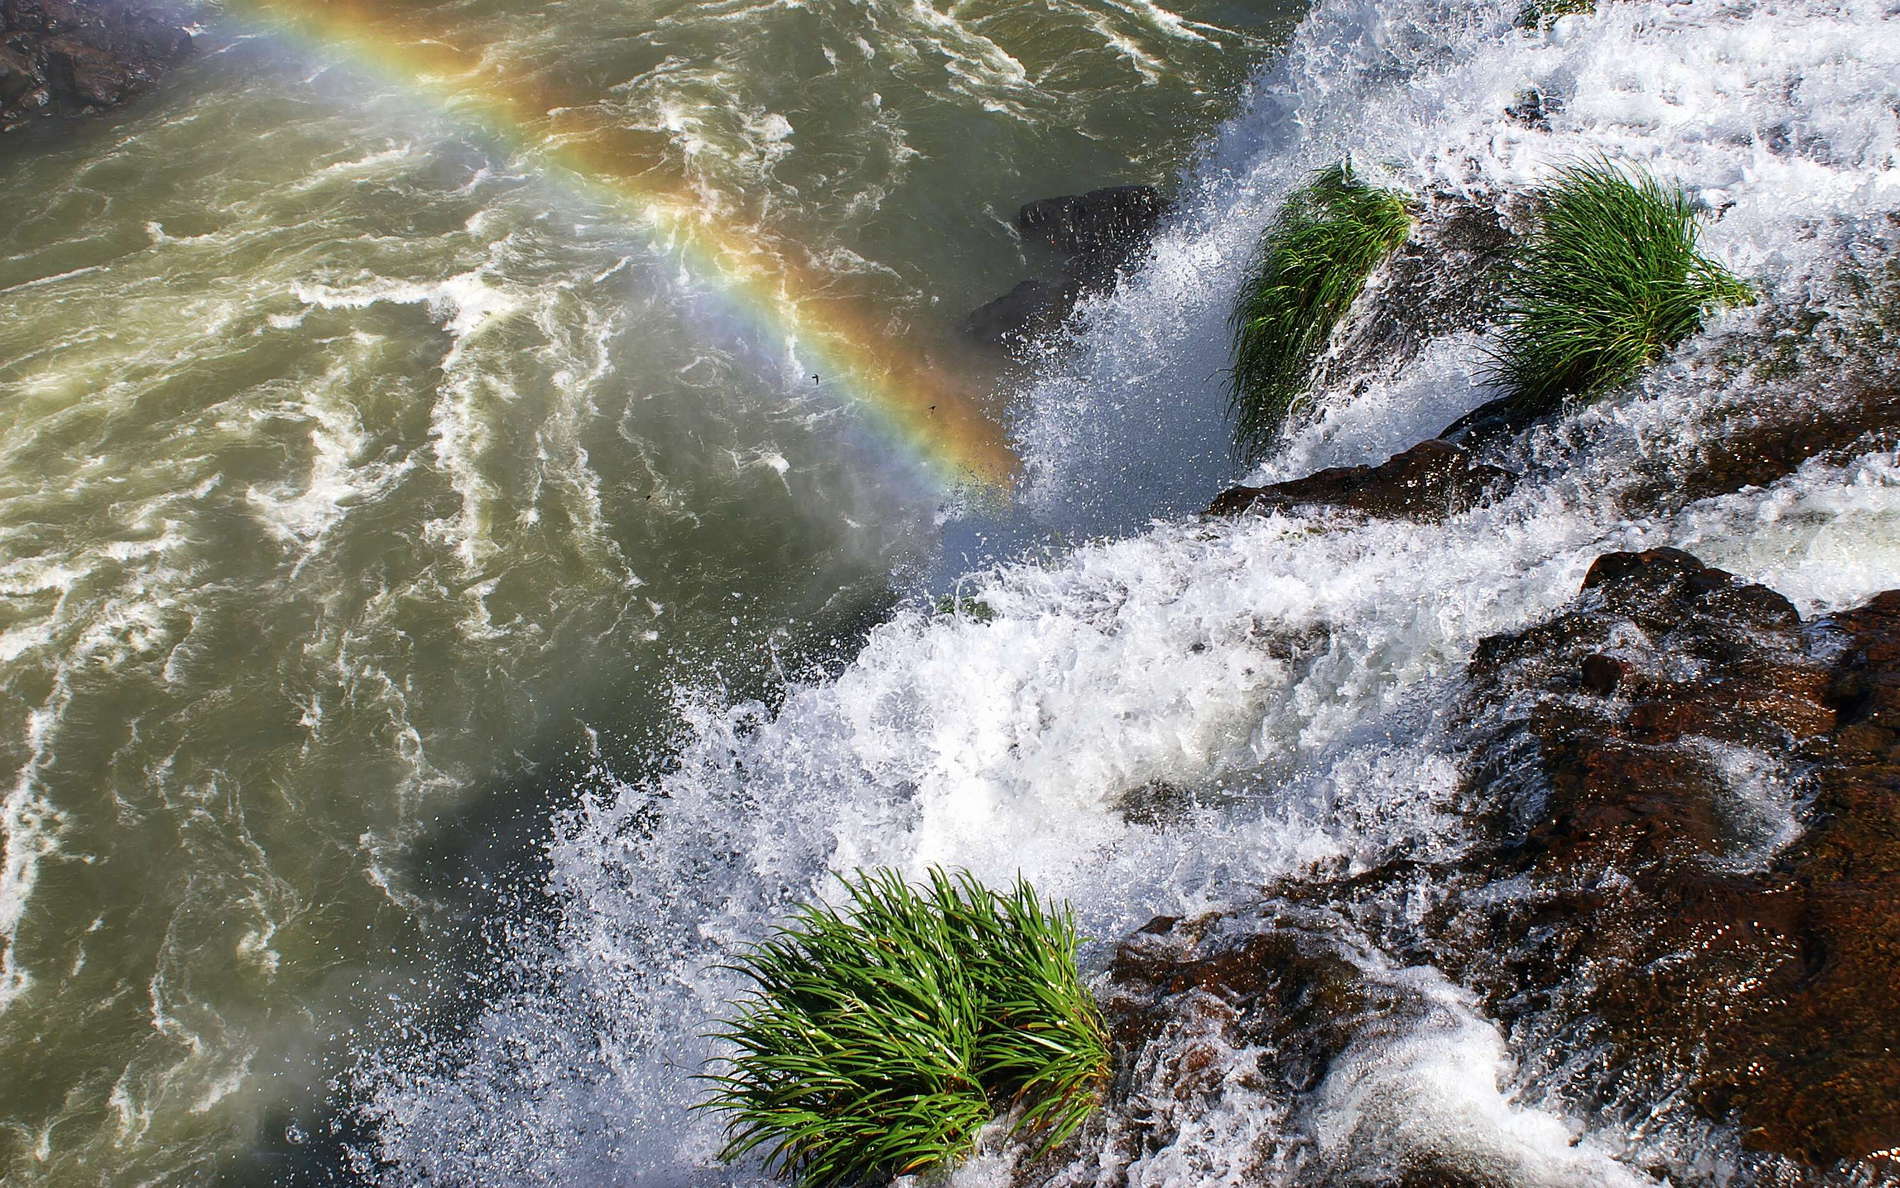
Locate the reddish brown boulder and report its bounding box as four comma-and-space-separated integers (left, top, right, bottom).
1438, 549, 1900, 1174
1207, 439, 1516, 520
1733, 590, 1900, 1165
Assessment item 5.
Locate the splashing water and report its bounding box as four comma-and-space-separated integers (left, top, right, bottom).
0, 0, 1280, 1180
351, 0, 1900, 1180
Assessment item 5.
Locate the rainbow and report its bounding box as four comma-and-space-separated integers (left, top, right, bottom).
226, 0, 1018, 490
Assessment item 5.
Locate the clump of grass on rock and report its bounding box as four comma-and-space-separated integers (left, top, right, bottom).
701, 868, 1109, 1187
1518, 0, 1595, 30
1491, 160, 1754, 414
1228, 161, 1415, 462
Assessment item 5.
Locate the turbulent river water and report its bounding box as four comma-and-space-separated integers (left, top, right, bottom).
3, 0, 1898, 1182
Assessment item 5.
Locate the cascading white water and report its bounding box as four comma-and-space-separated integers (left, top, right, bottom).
355, 0, 1900, 1180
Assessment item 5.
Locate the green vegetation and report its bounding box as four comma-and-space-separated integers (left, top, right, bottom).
701, 868, 1110, 1187
1518, 0, 1595, 30
933, 593, 996, 622
1228, 162, 1415, 462
1491, 161, 1754, 413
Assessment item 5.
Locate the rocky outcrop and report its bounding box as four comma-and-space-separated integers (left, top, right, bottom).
1092, 550, 1900, 1181
1626, 379, 1900, 508
1437, 549, 1900, 1174
1018, 184, 1165, 284
1080, 911, 1505, 1188
963, 184, 1166, 358
1442, 379, 1900, 497
1207, 439, 1516, 520
962, 277, 1080, 354
1316, 197, 1518, 399
1, 0, 190, 133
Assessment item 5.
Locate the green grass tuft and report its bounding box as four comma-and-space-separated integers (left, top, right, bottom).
1228, 162, 1415, 462
1518, 0, 1595, 30
932, 593, 996, 622
1491, 160, 1754, 414
701, 868, 1110, 1187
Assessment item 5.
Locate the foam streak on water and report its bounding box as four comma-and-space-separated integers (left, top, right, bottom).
356, 0, 1900, 1179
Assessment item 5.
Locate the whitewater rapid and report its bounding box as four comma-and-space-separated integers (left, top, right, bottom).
0, 0, 1280, 1179
353, 0, 1900, 1182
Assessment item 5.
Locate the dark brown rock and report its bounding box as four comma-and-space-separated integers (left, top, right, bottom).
1090, 912, 1440, 1184
1437, 393, 1538, 451
1018, 184, 1164, 282
1, 0, 189, 131
1075, 555, 1900, 1182
1725, 590, 1900, 1165
1579, 653, 1628, 696
1318, 198, 1518, 399
1207, 439, 1516, 520
961, 277, 1079, 357
1441, 373, 1900, 498
1639, 381, 1900, 508
1438, 549, 1900, 1174
964, 185, 1166, 356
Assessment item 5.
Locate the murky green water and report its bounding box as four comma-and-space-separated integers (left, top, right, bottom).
0, 0, 1290, 1179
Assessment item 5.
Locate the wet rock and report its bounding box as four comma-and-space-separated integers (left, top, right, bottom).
961, 276, 1079, 357
1437, 393, 1540, 452
1639, 379, 1900, 507
1438, 548, 1900, 1173
1732, 589, 1900, 1166
964, 184, 1167, 356
1018, 184, 1165, 282
1579, 652, 1628, 695
1111, 778, 1193, 826
1075, 565, 1900, 1182
1107, 915, 1382, 1084
1319, 197, 1518, 397
1207, 439, 1516, 520
1, 0, 190, 132
1089, 912, 1440, 1184
1504, 86, 1566, 131
1443, 367, 1900, 493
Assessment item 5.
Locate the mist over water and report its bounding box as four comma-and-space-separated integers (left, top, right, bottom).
0, 0, 1284, 1180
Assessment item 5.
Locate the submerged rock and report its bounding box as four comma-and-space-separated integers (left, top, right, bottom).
963, 184, 1167, 357
1, 0, 190, 132
961, 277, 1080, 355
1207, 439, 1516, 520
1019, 184, 1165, 283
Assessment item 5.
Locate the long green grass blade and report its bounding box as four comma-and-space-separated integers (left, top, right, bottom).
1228, 161, 1415, 462
698, 867, 1111, 1186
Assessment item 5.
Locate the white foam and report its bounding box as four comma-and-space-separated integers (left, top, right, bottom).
359, 0, 1900, 1178
294, 268, 527, 571
0, 705, 67, 1015
1306, 965, 1649, 1187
